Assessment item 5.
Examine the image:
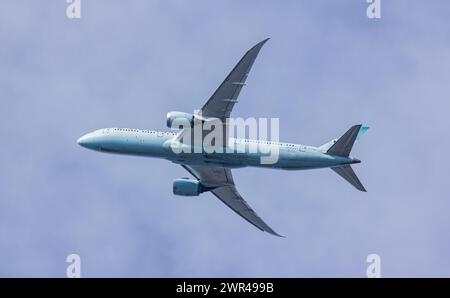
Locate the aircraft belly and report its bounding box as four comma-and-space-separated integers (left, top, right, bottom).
100, 134, 170, 158
169, 149, 333, 170
261, 150, 333, 170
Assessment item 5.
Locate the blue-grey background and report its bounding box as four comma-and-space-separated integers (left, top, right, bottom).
1, 0, 449, 277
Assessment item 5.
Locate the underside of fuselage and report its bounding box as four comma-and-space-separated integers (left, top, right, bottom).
169, 154, 353, 170
77, 129, 357, 171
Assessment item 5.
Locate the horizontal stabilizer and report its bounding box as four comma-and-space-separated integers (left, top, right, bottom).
331, 165, 366, 192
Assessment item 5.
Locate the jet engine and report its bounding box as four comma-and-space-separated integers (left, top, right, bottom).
173, 178, 210, 196
166, 111, 194, 129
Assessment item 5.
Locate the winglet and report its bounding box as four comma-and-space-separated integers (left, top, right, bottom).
254, 38, 270, 48
245, 38, 270, 59
264, 227, 285, 238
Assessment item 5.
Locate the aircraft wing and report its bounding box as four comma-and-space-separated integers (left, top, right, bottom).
181, 165, 282, 237
200, 38, 269, 119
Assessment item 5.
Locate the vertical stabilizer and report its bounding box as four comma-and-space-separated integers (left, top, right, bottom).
326, 125, 361, 157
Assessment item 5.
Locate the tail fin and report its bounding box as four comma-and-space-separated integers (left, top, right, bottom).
319, 125, 369, 152
326, 125, 362, 157
356, 126, 369, 141
326, 125, 368, 191
332, 165, 367, 192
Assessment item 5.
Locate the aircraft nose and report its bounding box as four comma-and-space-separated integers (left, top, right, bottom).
77, 133, 98, 150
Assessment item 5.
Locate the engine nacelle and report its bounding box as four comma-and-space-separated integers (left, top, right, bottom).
173, 178, 208, 196
166, 111, 194, 129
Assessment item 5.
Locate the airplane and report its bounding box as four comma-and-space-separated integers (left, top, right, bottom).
77, 38, 368, 237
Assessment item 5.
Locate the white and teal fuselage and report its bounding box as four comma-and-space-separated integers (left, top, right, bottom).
77, 128, 360, 170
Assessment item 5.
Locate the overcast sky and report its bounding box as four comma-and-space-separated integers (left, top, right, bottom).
1, 0, 449, 277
